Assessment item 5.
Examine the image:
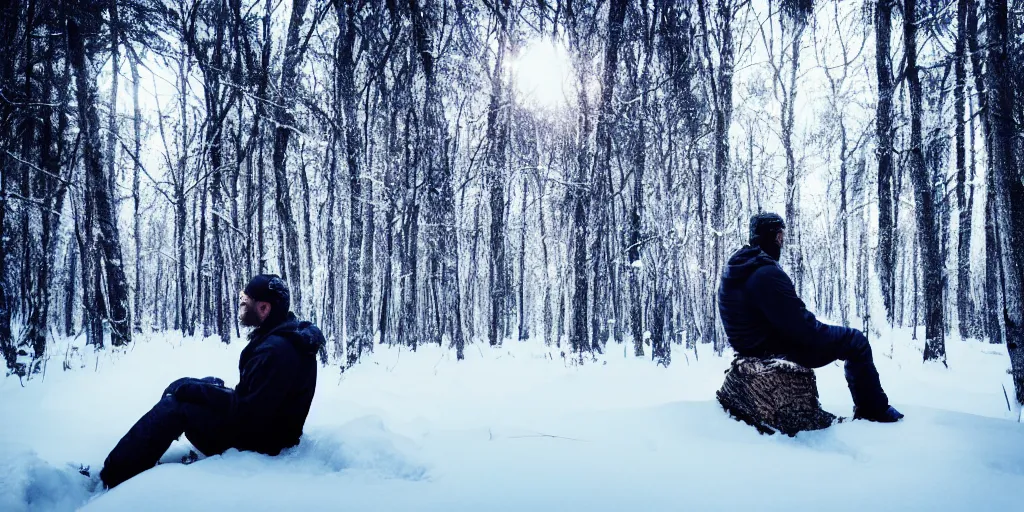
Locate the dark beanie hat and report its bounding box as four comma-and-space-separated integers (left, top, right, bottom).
749, 212, 786, 244
244, 274, 290, 314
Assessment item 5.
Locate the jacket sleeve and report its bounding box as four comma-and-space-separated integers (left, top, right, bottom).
232, 338, 300, 432
746, 265, 853, 351
171, 377, 234, 409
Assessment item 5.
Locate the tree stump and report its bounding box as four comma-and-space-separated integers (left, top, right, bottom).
717, 357, 839, 436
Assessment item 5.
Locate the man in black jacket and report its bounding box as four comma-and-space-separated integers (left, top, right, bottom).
718, 213, 903, 423
99, 274, 324, 488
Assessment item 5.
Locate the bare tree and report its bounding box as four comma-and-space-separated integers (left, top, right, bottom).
409, 0, 465, 359
985, 0, 1024, 401
875, 0, 897, 326
903, 0, 945, 364
485, 0, 511, 347
270, 0, 315, 319
67, 0, 133, 348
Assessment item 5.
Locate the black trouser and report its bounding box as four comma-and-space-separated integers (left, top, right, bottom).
99, 378, 234, 488
745, 330, 890, 413
787, 330, 889, 413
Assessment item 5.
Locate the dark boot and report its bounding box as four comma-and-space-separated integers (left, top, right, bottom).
854, 405, 905, 423
842, 332, 893, 416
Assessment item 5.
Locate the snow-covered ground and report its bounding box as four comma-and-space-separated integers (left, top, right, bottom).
1, 330, 1022, 511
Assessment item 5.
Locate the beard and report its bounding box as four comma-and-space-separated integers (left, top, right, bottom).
755, 237, 783, 262
238, 306, 263, 327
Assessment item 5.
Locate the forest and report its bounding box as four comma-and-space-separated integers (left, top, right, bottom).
0, 0, 1023, 402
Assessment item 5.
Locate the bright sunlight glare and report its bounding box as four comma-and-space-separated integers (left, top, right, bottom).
510, 37, 574, 111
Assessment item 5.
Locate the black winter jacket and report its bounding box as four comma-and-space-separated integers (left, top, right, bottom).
174, 312, 325, 454
717, 245, 856, 362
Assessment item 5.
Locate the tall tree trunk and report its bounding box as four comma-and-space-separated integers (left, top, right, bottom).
337, 0, 369, 364
195, 179, 208, 337
712, 0, 735, 352
257, 140, 266, 274
398, 105, 420, 353
194, 5, 232, 344
298, 150, 314, 322
363, 160, 375, 341
838, 121, 850, 326
875, 0, 897, 325
517, 177, 529, 340
252, 0, 273, 276
781, 15, 806, 297
592, 0, 627, 352
174, 180, 188, 333
926, 65, 953, 339
967, 0, 997, 344
628, 94, 646, 357
628, 3, 655, 357
64, 243, 77, 336
75, 184, 103, 349
209, 114, 228, 343
378, 80, 401, 348
19, 0, 36, 321
29, 21, 71, 373
562, 4, 596, 356
651, 281, 670, 367
129, 49, 143, 333
955, 0, 973, 340
985, 181, 1003, 344
985, 0, 1024, 402
0, 0, 21, 372
67, 3, 132, 346
539, 183, 553, 347
904, 0, 945, 364
270, 0, 311, 318
107, 0, 119, 210
174, 47, 190, 335
466, 201, 480, 341
486, 0, 510, 347
324, 22, 342, 345
409, 0, 464, 359
325, 135, 338, 345
965, 90, 978, 331
19, 0, 40, 363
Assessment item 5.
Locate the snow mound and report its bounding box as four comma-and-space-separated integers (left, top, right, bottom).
2, 330, 1023, 510
0, 447, 98, 512
284, 416, 429, 480
152, 416, 428, 480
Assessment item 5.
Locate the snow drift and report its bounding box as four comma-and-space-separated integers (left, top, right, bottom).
1, 330, 1022, 511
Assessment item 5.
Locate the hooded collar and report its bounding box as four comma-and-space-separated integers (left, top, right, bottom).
248, 312, 297, 344
721, 244, 780, 282
245, 312, 325, 357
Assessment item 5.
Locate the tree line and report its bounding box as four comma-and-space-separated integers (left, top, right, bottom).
0, 0, 1022, 402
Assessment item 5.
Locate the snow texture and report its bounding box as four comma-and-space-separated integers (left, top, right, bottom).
1, 330, 1022, 511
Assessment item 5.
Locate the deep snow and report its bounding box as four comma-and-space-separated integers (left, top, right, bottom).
1, 329, 1022, 511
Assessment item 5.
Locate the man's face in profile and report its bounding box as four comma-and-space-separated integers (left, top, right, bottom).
238, 292, 269, 327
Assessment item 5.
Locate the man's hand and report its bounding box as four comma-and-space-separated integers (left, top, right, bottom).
173, 382, 207, 403
164, 377, 232, 406
199, 376, 225, 387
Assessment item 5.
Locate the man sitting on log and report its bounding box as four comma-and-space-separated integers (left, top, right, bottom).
717, 212, 904, 423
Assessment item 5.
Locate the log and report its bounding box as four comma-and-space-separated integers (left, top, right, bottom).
717, 356, 839, 436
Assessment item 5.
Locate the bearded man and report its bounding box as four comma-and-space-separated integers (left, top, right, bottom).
718, 213, 903, 423
99, 274, 324, 488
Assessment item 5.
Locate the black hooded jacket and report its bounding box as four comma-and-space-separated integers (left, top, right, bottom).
232, 312, 324, 453
717, 245, 856, 362
174, 312, 324, 454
